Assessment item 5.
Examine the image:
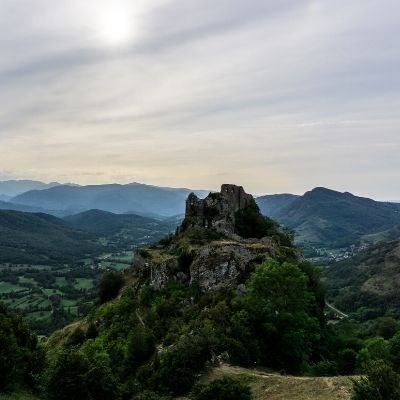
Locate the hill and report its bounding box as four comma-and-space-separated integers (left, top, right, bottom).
0, 180, 62, 197
0, 199, 50, 214
324, 238, 400, 318
40, 185, 348, 400
12, 183, 209, 216
64, 209, 178, 247
0, 210, 102, 264
256, 193, 299, 217
275, 187, 400, 247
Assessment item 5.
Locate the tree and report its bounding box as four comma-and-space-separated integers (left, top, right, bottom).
356, 337, 390, 370
0, 302, 39, 391
372, 317, 399, 340
352, 361, 400, 400
234, 199, 290, 244
42, 349, 89, 400
98, 271, 124, 304
241, 260, 321, 372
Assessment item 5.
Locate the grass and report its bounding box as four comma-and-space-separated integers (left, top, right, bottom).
55, 277, 67, 287
199, 365, 354, 400
61, 298, 77, 307
74, 278, 94, 290
0, 282, 26, 294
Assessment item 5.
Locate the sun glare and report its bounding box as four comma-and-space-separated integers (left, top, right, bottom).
96, 4, 133, 46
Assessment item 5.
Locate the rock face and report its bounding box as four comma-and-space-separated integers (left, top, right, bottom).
182, 184, 253, 236
131, 184, 296, 292
132, 238, 279, 292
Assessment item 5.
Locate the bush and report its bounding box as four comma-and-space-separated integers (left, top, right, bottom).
42, 348, 121, 400
0, 302, 39, 391
191, 377, 251, 400
352, 361, 400, 400
98, 271, 125, 304
234, 199, 293, 246
155, 335, 210, 395
310, 360, 338, 376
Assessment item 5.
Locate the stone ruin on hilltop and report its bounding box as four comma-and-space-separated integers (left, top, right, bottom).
131, 184, 294, 291
181, 184, 253, 237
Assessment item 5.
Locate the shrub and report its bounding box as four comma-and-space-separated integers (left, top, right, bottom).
155, 335, 210, 395
0, 302, 39, 391
98, 271, 124, 304
352, 361, 400, 400
191, 377, 251, 400
310, 360, 338, 376
234, 199, 293, 246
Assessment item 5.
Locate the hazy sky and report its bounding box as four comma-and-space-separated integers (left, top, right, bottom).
0, 0, 399, 199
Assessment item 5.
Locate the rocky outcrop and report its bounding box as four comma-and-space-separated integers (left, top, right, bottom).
182, 184, 253, 236
131, 184, 297, 292
132, 238, 279, 292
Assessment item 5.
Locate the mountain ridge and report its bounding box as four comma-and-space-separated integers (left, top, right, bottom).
12, 182, 209, 217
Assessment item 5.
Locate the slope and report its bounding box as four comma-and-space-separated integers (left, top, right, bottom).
0, 210, 102, 264
276, 187, 400, 247
324, 238, 400, 317
64, 209, 178, 246
0, 180, 62, 197
256, 193, 299, 217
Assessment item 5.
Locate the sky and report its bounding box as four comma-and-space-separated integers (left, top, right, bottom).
0, 0, 399, 199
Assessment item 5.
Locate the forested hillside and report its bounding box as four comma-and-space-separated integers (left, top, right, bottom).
0, 210, 101, 264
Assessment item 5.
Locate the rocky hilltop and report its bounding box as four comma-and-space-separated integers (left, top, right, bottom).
182, 184, 253, 236
132, 184, 296, 291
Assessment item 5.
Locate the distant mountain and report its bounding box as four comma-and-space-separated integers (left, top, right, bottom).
0, 200, 50, 213
0, 194, 11, 201
12, 183, 209, 217
324, 237, 400, 316
0, 180, 63, 197
274, 187, 400, 247
64, 209, 178, 246
0, 210, 102, 264
256, 193, 299, 217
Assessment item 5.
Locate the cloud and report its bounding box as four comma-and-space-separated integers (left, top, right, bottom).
0, 0, 399, 198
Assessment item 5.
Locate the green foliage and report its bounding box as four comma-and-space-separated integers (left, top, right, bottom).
371, 316, 399, 339
276, 187, 400, 247
155, 334, 210, 395
134, 391, 171, 400
352, 361, 400, 400
98, 270, 124, 304
0, 302, 40, 392
310, 360, 338, 376
0, 210, 102, 265
42, 348, 121, 400
325, 238, 400, 320
337, 349, 357, 375
235, 199, 292, 245
356, 337, 390, 370
238, 259, 322, 372
191, 377, 251, 400
389, 332, 400, 371
125, 326, 155, 372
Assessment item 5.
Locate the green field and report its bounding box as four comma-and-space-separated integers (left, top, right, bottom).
74, 278, 94, 290
0, 281, 25, 293
0, 248, 135, 334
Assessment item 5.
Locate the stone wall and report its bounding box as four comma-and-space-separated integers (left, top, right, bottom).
182, 184, 253, 236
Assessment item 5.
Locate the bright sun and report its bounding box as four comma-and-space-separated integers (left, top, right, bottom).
96, 4, 133, 46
